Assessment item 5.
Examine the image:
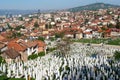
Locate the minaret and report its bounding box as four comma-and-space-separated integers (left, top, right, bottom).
38, 9, 41, 17
38, 9, 41, 23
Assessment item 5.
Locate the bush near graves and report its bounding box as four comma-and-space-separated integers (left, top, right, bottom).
113, 51, 120, 61
0, 56, 6, 64
28, 52, 45, 60
65, 65, 70, 73
46, 47, 56, 52
0, 75, 8, 80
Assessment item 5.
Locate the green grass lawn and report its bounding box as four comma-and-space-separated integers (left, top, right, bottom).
107, 38, 120, 45
28, 52, 45, 60
0, 75, 35, 80
0, 75, 26, 80
73, 38, 107, 44
73, 38, 120, 46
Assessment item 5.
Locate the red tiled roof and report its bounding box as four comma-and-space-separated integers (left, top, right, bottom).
0, 35, 5, 41
84, 32, 92, 34
105, 29, 111, 33
7, 39, 38, 52
8, 42, 26, 51
4, 48, 21, 59
34, 40, 46, 47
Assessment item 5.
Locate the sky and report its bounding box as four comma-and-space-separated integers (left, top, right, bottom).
0, 0, 120, 10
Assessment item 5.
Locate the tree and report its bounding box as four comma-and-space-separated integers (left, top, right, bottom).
45, 24, 49, 29
18, 17, 23, 21
0, 56, 6, 64
7, 23, 13, 30
15, 25, 25, 31
11, 32, 23, 38
57, 37, 72, 57
34, 22, 39, 28
107, 23, 114, 28
55, 32, 64, 39
45, 23, 52, 29
101, 27, 107, 38
115, 20, 120, 29
84, 19, 89, 24
38, 36, 45, 41
113, 51, 120, 61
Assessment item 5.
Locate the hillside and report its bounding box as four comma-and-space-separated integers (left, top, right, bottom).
68, 3, 120, 12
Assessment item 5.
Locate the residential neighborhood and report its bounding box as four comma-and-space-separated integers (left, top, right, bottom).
0, 7, 120, 62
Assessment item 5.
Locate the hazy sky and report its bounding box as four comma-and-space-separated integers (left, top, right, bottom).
0, 0, 120, 10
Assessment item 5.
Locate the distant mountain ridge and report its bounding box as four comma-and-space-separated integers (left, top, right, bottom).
68, 3, 120, 12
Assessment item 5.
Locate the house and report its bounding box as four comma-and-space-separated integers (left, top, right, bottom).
0, 26, 4, 32
39, 22, 46, 29
83, 29, 93, 39
7, 39, 39, 61
75, 30, 83, 39
8, 39, 38, 55
42, 30, 49, 35
92, 31, 101, 38
0, 35, 5, 41
84, 32, 93, 39
110, 28, 120, 37
1, 48, 21, 63
34, 40, 46, 53
105, 29, 111, 37
0, 42, 7, 52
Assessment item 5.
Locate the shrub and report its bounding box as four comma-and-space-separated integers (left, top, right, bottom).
113, 51, 120, 61
28, 52, 45, 60
0, 56, 6, 64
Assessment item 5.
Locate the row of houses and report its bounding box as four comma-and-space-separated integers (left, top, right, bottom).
0, 37, 46, 63
50, 26, 120, 39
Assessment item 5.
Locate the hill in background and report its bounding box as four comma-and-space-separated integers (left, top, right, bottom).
68, 3, 120, 12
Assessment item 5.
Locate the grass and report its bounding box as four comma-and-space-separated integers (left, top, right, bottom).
0, 76, 35, 80
8, 78, 26, 80
28, 48, 56, 60
73, 38, 120, 46
73, 38, 107, 44
28, 52, 45, 60
0, 75, 8, 80
0, 75, 26, 80
0, 56, 6, 64
46, 47, 56, 52
107, 38, 120, 45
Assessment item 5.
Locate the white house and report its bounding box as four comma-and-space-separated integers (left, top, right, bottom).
83, 29, 93, 39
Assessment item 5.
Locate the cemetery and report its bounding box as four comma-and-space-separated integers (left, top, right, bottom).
0, 43, 120, 80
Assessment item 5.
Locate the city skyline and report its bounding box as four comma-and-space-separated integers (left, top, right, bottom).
0, 0, 120, 10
